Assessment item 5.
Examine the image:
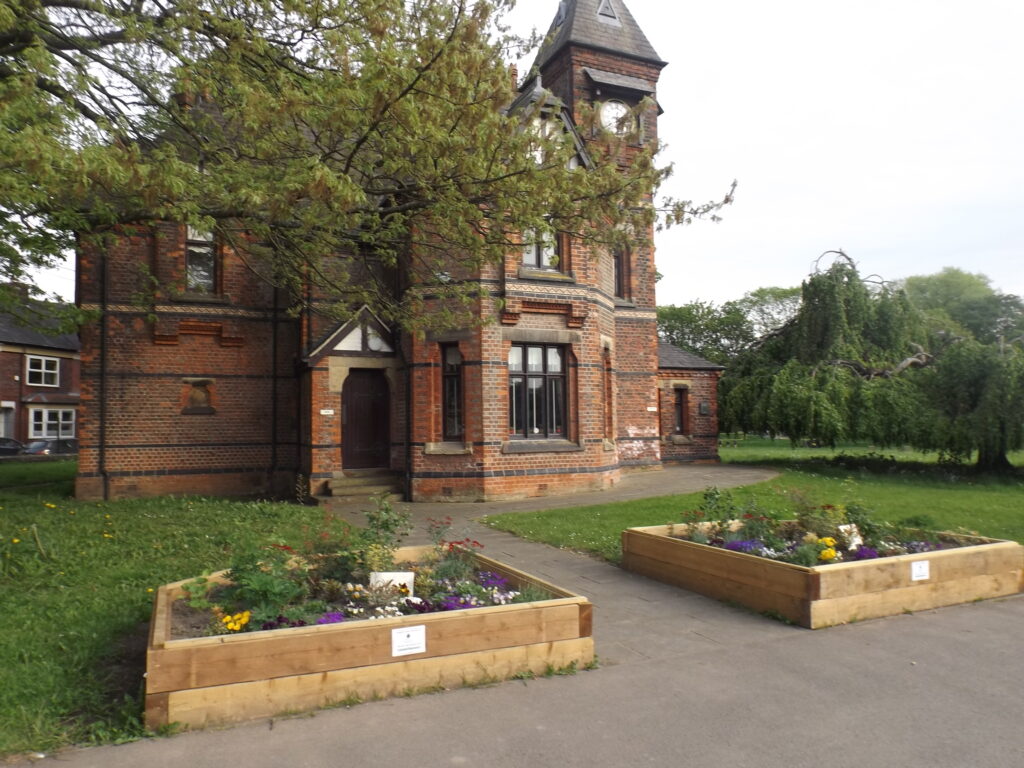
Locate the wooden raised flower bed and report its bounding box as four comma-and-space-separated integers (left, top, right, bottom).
621, 525, 1023, 629
145, 545, 594, 729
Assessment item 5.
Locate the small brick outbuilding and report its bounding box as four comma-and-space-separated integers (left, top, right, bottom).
657, 342, 723, 463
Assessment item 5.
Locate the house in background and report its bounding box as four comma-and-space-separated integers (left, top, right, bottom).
0, 295, 81, 448
656, 342, 723, 463
75, 0, 718, 502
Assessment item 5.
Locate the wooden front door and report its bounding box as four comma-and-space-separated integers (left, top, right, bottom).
342, 369, 390, 468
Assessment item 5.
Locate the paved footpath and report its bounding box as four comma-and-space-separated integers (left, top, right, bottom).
25, 465, 1024, 768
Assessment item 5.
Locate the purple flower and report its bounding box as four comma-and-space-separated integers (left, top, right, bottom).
317, 611, 345, 625
477, 571, 509, 589
851, 546, 879, 560
723, 540, 762, 553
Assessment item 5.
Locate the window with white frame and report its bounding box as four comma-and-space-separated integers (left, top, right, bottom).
508, 344, 566, 439
26, 355, 59, 387
185, 226, 218, 294
522, 227, 562, 271
29, 407, 76, 438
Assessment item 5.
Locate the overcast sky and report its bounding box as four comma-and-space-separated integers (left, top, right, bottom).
511, 0, 1024, 305
31, 0, 1024, 306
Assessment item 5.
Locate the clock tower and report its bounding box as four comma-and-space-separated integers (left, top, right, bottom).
530, 0, 666, 149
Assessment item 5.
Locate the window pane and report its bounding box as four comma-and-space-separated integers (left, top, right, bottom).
541, 233, 559, 269
508, 346, 523, 372
508, 377, 524, 434
546, 347, 563, 373
526, 378, 545, 435
443, 377, 462, 438
187, 245, 216, 293
527, 347, 543, 373
547, 378, 564, 436
443, 346, 462, 371
523, 235, 539, 267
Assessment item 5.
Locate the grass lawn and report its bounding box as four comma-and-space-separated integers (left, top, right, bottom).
0, 460, 340, 757
481, 439, 1024, 563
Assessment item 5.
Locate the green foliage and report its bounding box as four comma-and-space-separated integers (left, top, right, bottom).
657, 301, 753, 364
721, 257, 1024, 470
0, 464, 342, 756
1, 0, 721, 330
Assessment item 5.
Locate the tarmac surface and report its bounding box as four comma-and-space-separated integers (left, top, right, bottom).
27, 464, 1024, 767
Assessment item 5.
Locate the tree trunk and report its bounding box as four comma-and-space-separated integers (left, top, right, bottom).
975, 446, 1013, 472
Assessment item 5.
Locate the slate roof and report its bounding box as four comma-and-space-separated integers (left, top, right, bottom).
532, 0, 665, 73
0, 306, 80, 352
657, 341, 724, 371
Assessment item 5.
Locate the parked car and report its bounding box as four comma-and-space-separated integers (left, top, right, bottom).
21, 438, 78, 455
0, 437, 25, 455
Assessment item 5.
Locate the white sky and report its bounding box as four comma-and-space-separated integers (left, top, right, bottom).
30, 0, 1024, 305
511, 0, 1024, 304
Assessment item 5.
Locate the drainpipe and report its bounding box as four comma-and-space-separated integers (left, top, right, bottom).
402, 331, 413, 502
99, 238, 110, 500
269, 287, 279, 493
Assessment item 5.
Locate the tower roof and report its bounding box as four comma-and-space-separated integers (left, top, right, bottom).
532, 0, 665, 73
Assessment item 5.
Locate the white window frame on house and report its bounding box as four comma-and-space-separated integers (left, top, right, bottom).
508, 343, 567, 439
522, 227, 562, 271
29, 407, 76, 438
185, 225, 218, 294
26, 355, 60, 387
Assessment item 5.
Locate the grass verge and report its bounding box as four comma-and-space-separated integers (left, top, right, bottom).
481, 443, 1024, 563
0, 461, 339, 757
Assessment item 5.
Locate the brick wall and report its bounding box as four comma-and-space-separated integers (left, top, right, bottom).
657, 368, 722, 463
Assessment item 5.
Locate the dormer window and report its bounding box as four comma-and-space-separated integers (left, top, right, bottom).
597, 0, 621, 25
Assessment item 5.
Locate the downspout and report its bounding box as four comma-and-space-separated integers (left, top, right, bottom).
99, 238, 110, 500
269, 287, 278, 493
403, 331, 413, 502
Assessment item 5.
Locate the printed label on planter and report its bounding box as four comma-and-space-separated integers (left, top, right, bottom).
392, 625, 426, 657
911, 560, 930, 581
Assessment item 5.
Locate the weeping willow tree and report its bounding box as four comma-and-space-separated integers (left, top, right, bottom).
721, 253, 1024, 471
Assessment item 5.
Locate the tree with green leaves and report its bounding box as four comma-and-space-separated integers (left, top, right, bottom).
656, 300, 753, 365
901, 267, 1024, 345
1, 0, 728, 331
721, 253, 1023, 471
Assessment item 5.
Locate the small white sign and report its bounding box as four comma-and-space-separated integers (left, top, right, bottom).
370, 571, 415, 596
319, 408, 335, 416
646, 406, 658, 412
392, 625, 426, 657
911, 560, 930, 581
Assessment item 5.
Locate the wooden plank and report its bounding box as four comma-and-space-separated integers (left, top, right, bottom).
578, 602, 593, 638
148, 600, 587, 694
149, 637, 595, 730
815, 542, 1023, 599
622, 546, 810, 626
622, 528, 812, 599
809, 571, 1023, 628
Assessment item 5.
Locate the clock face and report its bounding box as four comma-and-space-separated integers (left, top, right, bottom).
600, 100, 630, 134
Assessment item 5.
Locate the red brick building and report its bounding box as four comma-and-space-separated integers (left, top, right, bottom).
657, 342, 724, 464
0, 299, 81, 449
75, 0, 719, 501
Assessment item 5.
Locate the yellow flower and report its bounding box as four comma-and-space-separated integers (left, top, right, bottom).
11, 538, 20, 544
44, 503, 57, 509
819, 547, 837, 562
146, 588, 154, 593
820, 537, 836, 548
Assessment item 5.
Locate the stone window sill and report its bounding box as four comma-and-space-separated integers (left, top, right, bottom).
174, 293, 230, 304
502, 439, 582, 454
666, 434, 693, 445
424, 441, 472, 455
517, 267, 576, 283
